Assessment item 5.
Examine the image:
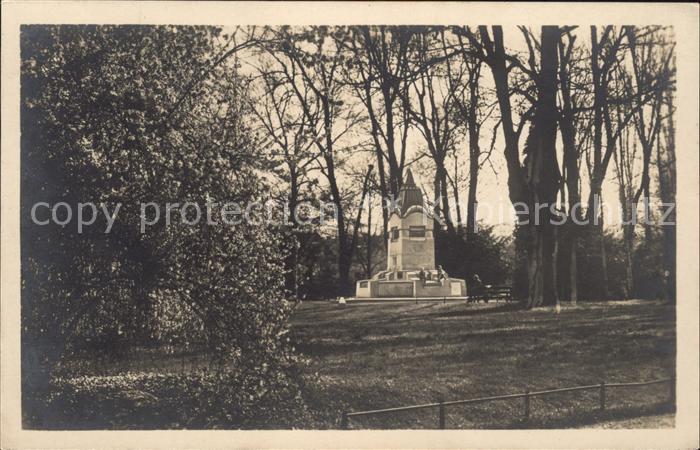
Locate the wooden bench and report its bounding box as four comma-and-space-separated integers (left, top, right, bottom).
468, 285, 513, 303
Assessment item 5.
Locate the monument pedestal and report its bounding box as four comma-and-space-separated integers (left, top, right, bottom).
355, 271, 466, 300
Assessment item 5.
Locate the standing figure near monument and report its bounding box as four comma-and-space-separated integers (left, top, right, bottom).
437, 265, 447, 284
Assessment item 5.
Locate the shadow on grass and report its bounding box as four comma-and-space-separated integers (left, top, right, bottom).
427, 302, 524, 318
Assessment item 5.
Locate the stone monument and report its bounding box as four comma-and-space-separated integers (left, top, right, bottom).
355, 169, 467, 299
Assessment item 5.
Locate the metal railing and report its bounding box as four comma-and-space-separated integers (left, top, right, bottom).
339, 377, 674, 429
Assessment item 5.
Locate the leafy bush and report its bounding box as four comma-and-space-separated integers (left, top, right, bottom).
20, 25, 305, 428
435, 223, 513, 286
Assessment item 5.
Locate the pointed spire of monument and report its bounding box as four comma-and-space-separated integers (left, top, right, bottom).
398, 168, 423, 214
404, 168, 416, 187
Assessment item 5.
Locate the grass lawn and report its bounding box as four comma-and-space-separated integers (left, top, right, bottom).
290, 299, 676, 429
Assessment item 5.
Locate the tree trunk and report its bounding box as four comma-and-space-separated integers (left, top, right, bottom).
284, 171, 300, 298
477, 26, 528, 303
366, 191, 373, 279
361, 77, 391, 250
524, 221, 557, 309
599, 229, 610, 299
589, 27, 606, 301
453, 159, 463, 233
528, 228, 545, 307
614, 126, 635, 299
475, 26, 560, 306
466, 165, 478, 237
484, 27, 528, 207
466, 88, 480, 237
436, 160, 456, 235
596, 202, 611, 300
337, 247, 351, 297
569, 240, 578, 304
558, 33, 581, 303
375, 149, 390, 251
341, 165, 375, 295
321, 119, 350, 296
552, 221, 561, 306
523, 26, 560, 309
658, 92, 676, 302
618, 168, 635, 300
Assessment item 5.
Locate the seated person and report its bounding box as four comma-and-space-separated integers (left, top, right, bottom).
424, 270, 442, 286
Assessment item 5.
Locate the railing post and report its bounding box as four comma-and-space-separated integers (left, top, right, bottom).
340, 411, 348, 430
599, 381, 606, 411
523, 391, 530, 421
438, 399, 446, 429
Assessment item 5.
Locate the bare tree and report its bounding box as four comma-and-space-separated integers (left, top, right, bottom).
612, 110, 638, 299
555, 27, 591, 303
457, 26, 561, 308
262, 26, 368, 295
657, 87, 676, 302
404, 29, 466, 235
461, 48, 487, 238
343, 26, 415, 245
248, 59, 320, 298
627, 26, 676, 239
